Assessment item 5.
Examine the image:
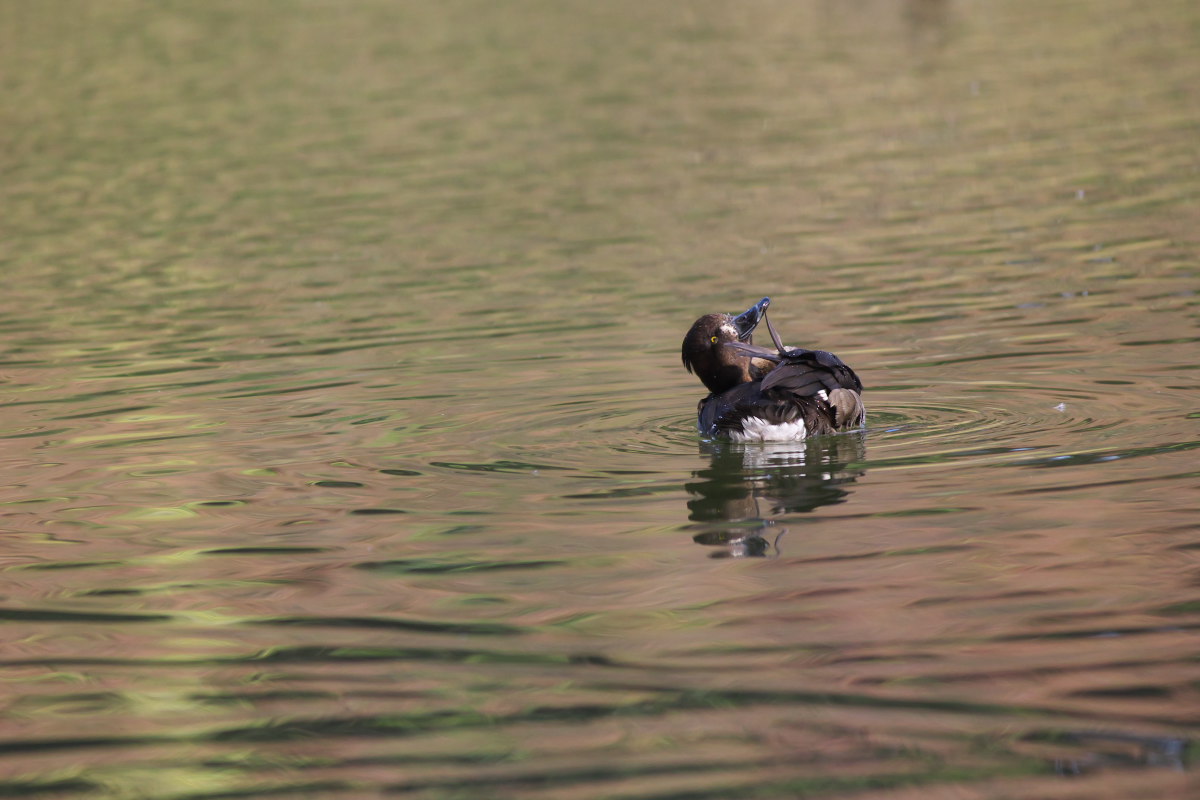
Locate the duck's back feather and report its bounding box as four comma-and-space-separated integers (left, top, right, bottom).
699, 349, 864, 441
760, 349, 862, 394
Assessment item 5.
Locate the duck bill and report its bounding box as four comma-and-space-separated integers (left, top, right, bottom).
723, 340, 781, 362
731, 297, 770, 341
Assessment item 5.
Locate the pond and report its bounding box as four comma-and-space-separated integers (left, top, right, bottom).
0, 1, 1197, 797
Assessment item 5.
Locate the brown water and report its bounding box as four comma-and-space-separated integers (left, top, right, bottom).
1, 1, 1198, 797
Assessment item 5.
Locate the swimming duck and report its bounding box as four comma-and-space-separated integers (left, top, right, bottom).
681, 297, 865, 442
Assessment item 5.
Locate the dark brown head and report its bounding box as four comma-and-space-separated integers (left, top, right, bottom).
682, 297, 770, 394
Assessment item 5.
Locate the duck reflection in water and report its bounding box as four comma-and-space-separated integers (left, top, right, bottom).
680, 297, 868, 558
686, 434, 866, 558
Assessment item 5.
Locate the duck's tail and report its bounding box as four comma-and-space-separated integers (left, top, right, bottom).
828, 388, 866, 430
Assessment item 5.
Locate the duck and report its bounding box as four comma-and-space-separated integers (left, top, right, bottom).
681, 297, 865, 442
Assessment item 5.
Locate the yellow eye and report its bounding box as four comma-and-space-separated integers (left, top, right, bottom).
710, 336, 719, 343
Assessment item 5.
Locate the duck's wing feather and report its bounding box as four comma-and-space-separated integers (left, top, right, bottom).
759, 349, 863, 396
761, 351, 865, 430
700, 347, 866, 438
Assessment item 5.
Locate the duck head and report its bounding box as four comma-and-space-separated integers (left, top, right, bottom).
682, 297, 771, 394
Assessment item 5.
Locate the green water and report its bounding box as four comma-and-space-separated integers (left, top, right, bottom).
1, 1, 1197, 797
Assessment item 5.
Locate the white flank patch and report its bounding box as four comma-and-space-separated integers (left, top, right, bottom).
816, 390, 828, 402
729, 416, 808, 443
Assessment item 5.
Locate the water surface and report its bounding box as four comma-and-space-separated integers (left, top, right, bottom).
1, 1, 1198, 797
